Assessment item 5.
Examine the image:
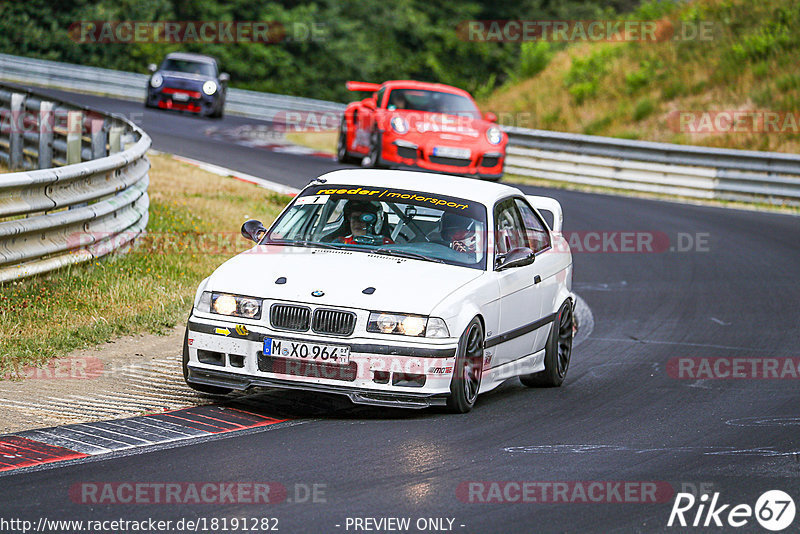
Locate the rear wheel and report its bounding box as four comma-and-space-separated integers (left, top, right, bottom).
336, 118, 358, 163
182, 327, 232, 395
520, 301, 573, 387
365, 129, 385, 168
446, 317, 484, 413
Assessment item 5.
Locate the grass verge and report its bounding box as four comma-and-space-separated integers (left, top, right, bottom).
285, 131, 337, 155
0, 153, 290, 377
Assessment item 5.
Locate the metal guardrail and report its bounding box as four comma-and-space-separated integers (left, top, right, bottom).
504, 127, 800, 205
2, 53, 798, 206
0, 82, 150, 282
0, 53, 345, 121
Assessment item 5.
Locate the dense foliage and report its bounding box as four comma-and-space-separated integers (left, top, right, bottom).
0, 0, 637, 101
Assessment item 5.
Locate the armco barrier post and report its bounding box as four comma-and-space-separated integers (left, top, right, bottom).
91, 118, 107, 159
9, 92, 25, 170
109, 125, 123, 153
66, 111, 82, 165
38, 101, 54, 169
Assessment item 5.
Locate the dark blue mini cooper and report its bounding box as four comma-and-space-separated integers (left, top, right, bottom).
145, 52, 228, 118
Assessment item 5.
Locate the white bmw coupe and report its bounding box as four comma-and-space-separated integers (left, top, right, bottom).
184, 169, 574, 412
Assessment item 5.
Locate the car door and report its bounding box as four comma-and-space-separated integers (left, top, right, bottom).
490, 198, 543, 368
514, 197, 560, 352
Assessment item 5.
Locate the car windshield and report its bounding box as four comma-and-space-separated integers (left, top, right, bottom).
386, 89, 480, 118
265, 184, 488, 270
161, 59, 216, 77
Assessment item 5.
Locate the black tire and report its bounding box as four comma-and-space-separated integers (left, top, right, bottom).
336, 118, 359, 163
520, 301, 574, 388
365, 128, 386, 168
182, 327, 232, 395
446, 317, 484, 413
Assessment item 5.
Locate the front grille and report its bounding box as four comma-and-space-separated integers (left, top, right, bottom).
481, 155, 500, 167
429, 155, 472, 167
257, 354, 358, 382
397, 146, 418, 159
270, 304, 311, 331
312, 309, 356, 336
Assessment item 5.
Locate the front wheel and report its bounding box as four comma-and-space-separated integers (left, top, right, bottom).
182, 327, 232, 395
446, 317, 484, 413
520, 301, 573, 388
364, 129, 385, 168
336, 118, 358, 163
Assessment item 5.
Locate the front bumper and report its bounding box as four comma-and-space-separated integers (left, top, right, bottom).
384, 139, 505, 179
186, 316, 459, 409
148, 86, 217, 115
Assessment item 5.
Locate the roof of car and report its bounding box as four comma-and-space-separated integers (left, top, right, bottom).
164, 52, 217, 64
309, 169, 523, 206
381, 80, 472, 99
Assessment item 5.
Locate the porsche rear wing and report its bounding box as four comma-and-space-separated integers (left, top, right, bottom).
525, 195, 563, 233
346, 81, 382, 92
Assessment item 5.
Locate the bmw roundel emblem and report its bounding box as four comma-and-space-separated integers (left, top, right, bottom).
311, 290, 325, 297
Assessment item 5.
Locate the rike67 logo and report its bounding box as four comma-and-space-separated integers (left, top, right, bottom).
668, 490, 796, 531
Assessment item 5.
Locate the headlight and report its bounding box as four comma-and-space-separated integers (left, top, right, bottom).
150, 73, 163, 88
202, 80, 217, 95
390, 116, 409, 134
367, 312, 450, 338
486, 127, 503, 145
199, 291, 263, 319
425, 317, 450, 338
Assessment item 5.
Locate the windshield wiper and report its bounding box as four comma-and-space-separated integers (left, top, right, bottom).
265, 240, 346, 250
371, 248, 445, 264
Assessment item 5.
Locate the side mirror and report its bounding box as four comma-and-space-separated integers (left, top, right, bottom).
362, 97, 376, 110
219, 72, 230, 83
496, 247, 535, 270
241, 219, 266, 243
484, 112, 498, 123
148, 63, 157, 73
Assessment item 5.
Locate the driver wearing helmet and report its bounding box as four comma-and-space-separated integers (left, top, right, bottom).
440, 212, 478, 253
337, 200, 394, 245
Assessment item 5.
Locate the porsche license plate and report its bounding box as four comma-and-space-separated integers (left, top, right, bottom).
433, 146, 471, 159
263, 337, 350, 365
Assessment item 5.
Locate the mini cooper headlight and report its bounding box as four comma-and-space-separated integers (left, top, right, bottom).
390, 116, 409, 134
202, 80, 217, 95
150, 73, 163, 88
367, 312, 449, 338
201, 291, 262, 319
486, 126, 503, 145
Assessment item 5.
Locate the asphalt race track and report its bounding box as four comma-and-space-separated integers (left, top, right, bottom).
2, 89, 799, 533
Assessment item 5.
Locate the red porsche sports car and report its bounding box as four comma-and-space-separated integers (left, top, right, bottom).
337, 80, 506, 180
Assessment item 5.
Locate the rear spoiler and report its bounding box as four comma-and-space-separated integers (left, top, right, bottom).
346, 81, 381, 92
525, 195, 563, 233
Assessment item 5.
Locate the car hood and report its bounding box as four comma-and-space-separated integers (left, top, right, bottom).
396, 111, 489, 141
159, 71, 211, 87
205, 245, 484, 315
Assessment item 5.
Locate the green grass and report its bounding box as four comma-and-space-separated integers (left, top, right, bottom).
0, 154, 289, 377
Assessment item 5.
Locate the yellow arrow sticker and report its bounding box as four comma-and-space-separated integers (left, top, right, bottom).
215, 327, 231, 336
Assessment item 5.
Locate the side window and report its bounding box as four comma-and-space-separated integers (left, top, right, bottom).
375, 88, 386, 108
494, 199, 528, 256
514, 198, 551, 253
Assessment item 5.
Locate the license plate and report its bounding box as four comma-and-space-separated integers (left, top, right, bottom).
263, 337, 350, 365
172, 92, 190, 102
433, 146, 471, 159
